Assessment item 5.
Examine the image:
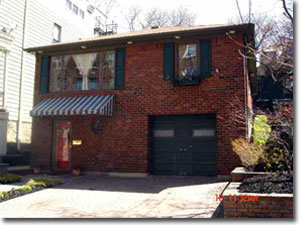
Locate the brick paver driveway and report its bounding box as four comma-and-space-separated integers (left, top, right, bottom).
0, 175, 228, 218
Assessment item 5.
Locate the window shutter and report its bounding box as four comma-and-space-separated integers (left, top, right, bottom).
163, 42, 174, 80
200, 40, 212, 78
40, 56, 50, 93
115, 48, 126, 89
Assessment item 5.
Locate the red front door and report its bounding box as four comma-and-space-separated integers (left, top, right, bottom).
55, 121, 72, 170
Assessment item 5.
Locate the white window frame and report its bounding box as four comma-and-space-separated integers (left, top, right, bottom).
52, 23, 62, 43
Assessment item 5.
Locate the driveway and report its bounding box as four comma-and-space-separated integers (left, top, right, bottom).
0, 175, 228, 218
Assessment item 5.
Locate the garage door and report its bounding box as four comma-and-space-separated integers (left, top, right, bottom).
150, 114, 217, 176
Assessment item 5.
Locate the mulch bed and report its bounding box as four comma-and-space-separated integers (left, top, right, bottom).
239, 172, 293, 194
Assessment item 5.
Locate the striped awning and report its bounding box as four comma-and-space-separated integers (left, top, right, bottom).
31, 95, 114, 117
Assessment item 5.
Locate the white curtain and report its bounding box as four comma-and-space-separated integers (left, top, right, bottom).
73, 53, 97, 90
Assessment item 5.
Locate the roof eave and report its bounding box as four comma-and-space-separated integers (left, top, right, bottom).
25, 24, 254, 53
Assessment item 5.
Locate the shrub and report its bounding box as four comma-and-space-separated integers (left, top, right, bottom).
26, 177, 62, 188
253, 115, 271, 145
232, 138, 264, 169
0, 177, 62, 201
262, 106, 293, 173
0, 174, 22, 184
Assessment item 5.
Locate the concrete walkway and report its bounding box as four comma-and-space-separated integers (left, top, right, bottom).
0, 175, 228, 218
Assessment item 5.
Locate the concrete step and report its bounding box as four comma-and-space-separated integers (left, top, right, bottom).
7, 165, 31, 175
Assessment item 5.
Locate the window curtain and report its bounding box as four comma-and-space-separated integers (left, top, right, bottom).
73, 53, 97, 90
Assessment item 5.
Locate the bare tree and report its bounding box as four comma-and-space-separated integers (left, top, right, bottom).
282, 0, 293, 23
124, 5, 142, 32
168, 6, 196, 27
123, 5, 196, 31
141, 8, 169, 29
89, 0, 118, 16
228, 0, 293, 97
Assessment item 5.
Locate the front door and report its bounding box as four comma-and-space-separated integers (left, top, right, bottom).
54, 121, 72, 170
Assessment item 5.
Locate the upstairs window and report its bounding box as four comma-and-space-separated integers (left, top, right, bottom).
72, 4, 78, 15
66, 0, 72, 10
177, 43, 198, 77
49, 51, 116, 93
52, 23, 62, 43
80, 9, 85, 19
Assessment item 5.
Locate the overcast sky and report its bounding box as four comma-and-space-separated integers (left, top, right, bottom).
108, 0, 286, 32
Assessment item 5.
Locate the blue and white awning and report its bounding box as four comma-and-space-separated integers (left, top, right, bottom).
30, 95, 114, 117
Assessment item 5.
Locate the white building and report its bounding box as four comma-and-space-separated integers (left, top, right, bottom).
0, 0, 108, 153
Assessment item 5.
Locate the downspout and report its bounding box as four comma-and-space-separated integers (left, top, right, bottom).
243, 33, 249, 139
17, 0, 29, 151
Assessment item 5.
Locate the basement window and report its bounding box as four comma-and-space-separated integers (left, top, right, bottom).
49, 51, 115, 93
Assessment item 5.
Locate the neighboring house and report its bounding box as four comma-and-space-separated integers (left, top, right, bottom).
0, 0, 108, 154
26, 24, 254, 176
256, 50, 293, 111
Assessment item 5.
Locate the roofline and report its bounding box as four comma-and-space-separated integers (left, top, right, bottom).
25, 23, 254, 53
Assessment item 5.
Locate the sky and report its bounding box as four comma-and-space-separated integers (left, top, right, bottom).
108, 0, 286, 33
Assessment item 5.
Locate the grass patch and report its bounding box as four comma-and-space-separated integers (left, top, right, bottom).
0, 177, 62, 201
0, 173, 22, 184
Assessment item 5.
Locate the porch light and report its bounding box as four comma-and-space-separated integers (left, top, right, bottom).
175, 35, 181, 40
127, 41, 133, 45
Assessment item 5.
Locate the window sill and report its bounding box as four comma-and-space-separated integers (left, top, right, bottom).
173, 76, 201, 86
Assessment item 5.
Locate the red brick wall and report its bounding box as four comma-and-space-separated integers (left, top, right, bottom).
31, 34, 249, 175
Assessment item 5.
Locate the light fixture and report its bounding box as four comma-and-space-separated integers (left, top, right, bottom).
228, 30, 236, 34
37, 51, 43, 54
81, 46, 87, 49
127, 41, 133, 45
175, 35, 181, 40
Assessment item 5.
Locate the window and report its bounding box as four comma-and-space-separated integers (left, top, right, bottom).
66, 0, 72, 10
177, 43, 198, 77
52, 23, 62, 43
154, 129, 175, 137
49, 51, 116, 93
72, 4, 78, 14
80, 9, 85, 19
193, 129, 215, 137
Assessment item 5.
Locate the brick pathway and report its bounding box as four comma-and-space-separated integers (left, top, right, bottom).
0, 175, 228, 218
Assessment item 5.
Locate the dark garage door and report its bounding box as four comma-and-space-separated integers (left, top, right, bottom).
150, 114, 217, 176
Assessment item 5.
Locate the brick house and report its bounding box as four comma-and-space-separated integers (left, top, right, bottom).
26, 24, 255, 177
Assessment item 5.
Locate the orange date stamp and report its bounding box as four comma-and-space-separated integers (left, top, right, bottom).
216, 194, 259, 202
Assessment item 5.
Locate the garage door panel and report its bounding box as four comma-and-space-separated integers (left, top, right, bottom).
176, 152, 191, 164
176, 164, 192, 175
192, 152, 216, 162
192, 141, 215, 153
153, 152, 175, 163
153, 140, 176, 152
152, 163, 176, 174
